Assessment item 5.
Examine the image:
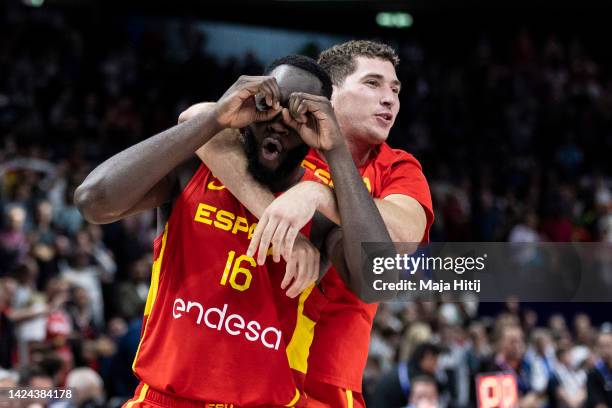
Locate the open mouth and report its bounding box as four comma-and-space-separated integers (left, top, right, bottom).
261, 137, 284, 161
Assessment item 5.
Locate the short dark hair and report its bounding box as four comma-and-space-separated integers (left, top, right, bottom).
410, 342, 444, 366
318, 40, 399, 86
18, 365, 51, 386
264, 54, 333, 99
411, 374, 438, 388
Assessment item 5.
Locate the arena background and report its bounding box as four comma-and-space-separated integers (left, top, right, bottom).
1, 0, 611, 406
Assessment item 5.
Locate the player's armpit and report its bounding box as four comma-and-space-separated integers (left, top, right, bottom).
109, 156, 199, 223
377, 194, 427, 250
77, 170, 173, 224
113, 176, 173, 221
308, 212, 338, 281
322, 226, 349, 284
319, 224, 398, 303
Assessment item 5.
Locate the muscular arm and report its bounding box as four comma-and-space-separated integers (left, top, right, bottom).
194, 118, 412, 301
75, 109, 223, 224
320, 143, 398, 302
196, 129, 272, 218
185, 96, 403, 301
76, 72, 285, 224
311, 187, 426, 243
197, 130, 426, 241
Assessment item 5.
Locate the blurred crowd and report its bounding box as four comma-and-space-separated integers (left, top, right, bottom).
365, 300, 612, 407
0, 3, 611, 407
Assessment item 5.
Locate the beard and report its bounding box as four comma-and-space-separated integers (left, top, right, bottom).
242, 127, 309, 187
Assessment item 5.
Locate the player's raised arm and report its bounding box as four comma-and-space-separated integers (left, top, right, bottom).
74, 75, 282, 224
282, 92, 399, 302
179, 102, 314, 225
178, 102, 272, 215
176, 102, 323, 298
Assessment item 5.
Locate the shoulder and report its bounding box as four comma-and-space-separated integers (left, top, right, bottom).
375, 143, 423, 170
175, 156, 206, 191
157, 156, 207, 229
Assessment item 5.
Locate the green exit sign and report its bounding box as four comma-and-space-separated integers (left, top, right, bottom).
376, 12, 413, 28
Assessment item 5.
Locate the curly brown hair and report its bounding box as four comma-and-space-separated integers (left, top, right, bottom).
318, 40, 399, 86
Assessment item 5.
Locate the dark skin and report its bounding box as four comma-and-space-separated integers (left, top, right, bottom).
74, 74, 284, 227
277, 91, 398, 300
75, 64, 398, 302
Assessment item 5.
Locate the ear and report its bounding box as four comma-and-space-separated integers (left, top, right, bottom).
330, 84, 339, 108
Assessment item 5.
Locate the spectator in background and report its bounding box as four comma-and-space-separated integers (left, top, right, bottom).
12, 258, 47, 364
407, 375, 440, 408
553, 346, 587, 408
575, 313, 596, 347
2, 274, 61, 367
0, 277, 17, 369
466, 321, 493, 374
30, 201, 60, 287
115, 255, 150, 321
509, 211, 541, 242
399, 322, 433, 362
44, 278, 73, 385
59, 229, 115, 327
370, 303, 405, 372
18, 364, 54, 388
64, 367, 105, 407
53, 184, 83, 237
549, 314, 570, 338
480, 324, 543, 407
437, 324, 471, 408
0, 206, 29, 272
370, 342, 444, 408
0, 368, 18, 388
527, 329, 556, 395
586, 331, 612, 408
67, 285, 99, 339
107, 318, 142, 399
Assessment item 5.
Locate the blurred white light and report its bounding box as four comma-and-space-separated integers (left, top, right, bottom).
376, 12, 413, 29
23, 0, 44, 7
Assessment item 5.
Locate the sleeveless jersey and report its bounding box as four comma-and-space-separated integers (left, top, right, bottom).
132, 164, 327, 406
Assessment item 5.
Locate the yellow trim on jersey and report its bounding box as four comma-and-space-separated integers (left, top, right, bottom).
285, 285, 316, 374
346, 389, 354, 408
285, 388, 300, 407
125, 383, 149, 408
132, 224, 169, 371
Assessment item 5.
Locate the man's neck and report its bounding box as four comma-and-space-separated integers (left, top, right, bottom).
268, 167, 305, 193
347, 137, 375, 167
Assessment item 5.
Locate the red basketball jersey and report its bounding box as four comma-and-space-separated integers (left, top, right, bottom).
300, 144, 433, 392
132, 164, 327, 406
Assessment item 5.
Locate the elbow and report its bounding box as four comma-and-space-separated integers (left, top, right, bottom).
356, 290, 395, 304
178, 110, 190, 124
354, 270, 400, 304
353, 286, 397, 304
74, 181, 116, 224
342, 266, 399, 304
390, 228, 424, 254
355, 245, 401, 303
